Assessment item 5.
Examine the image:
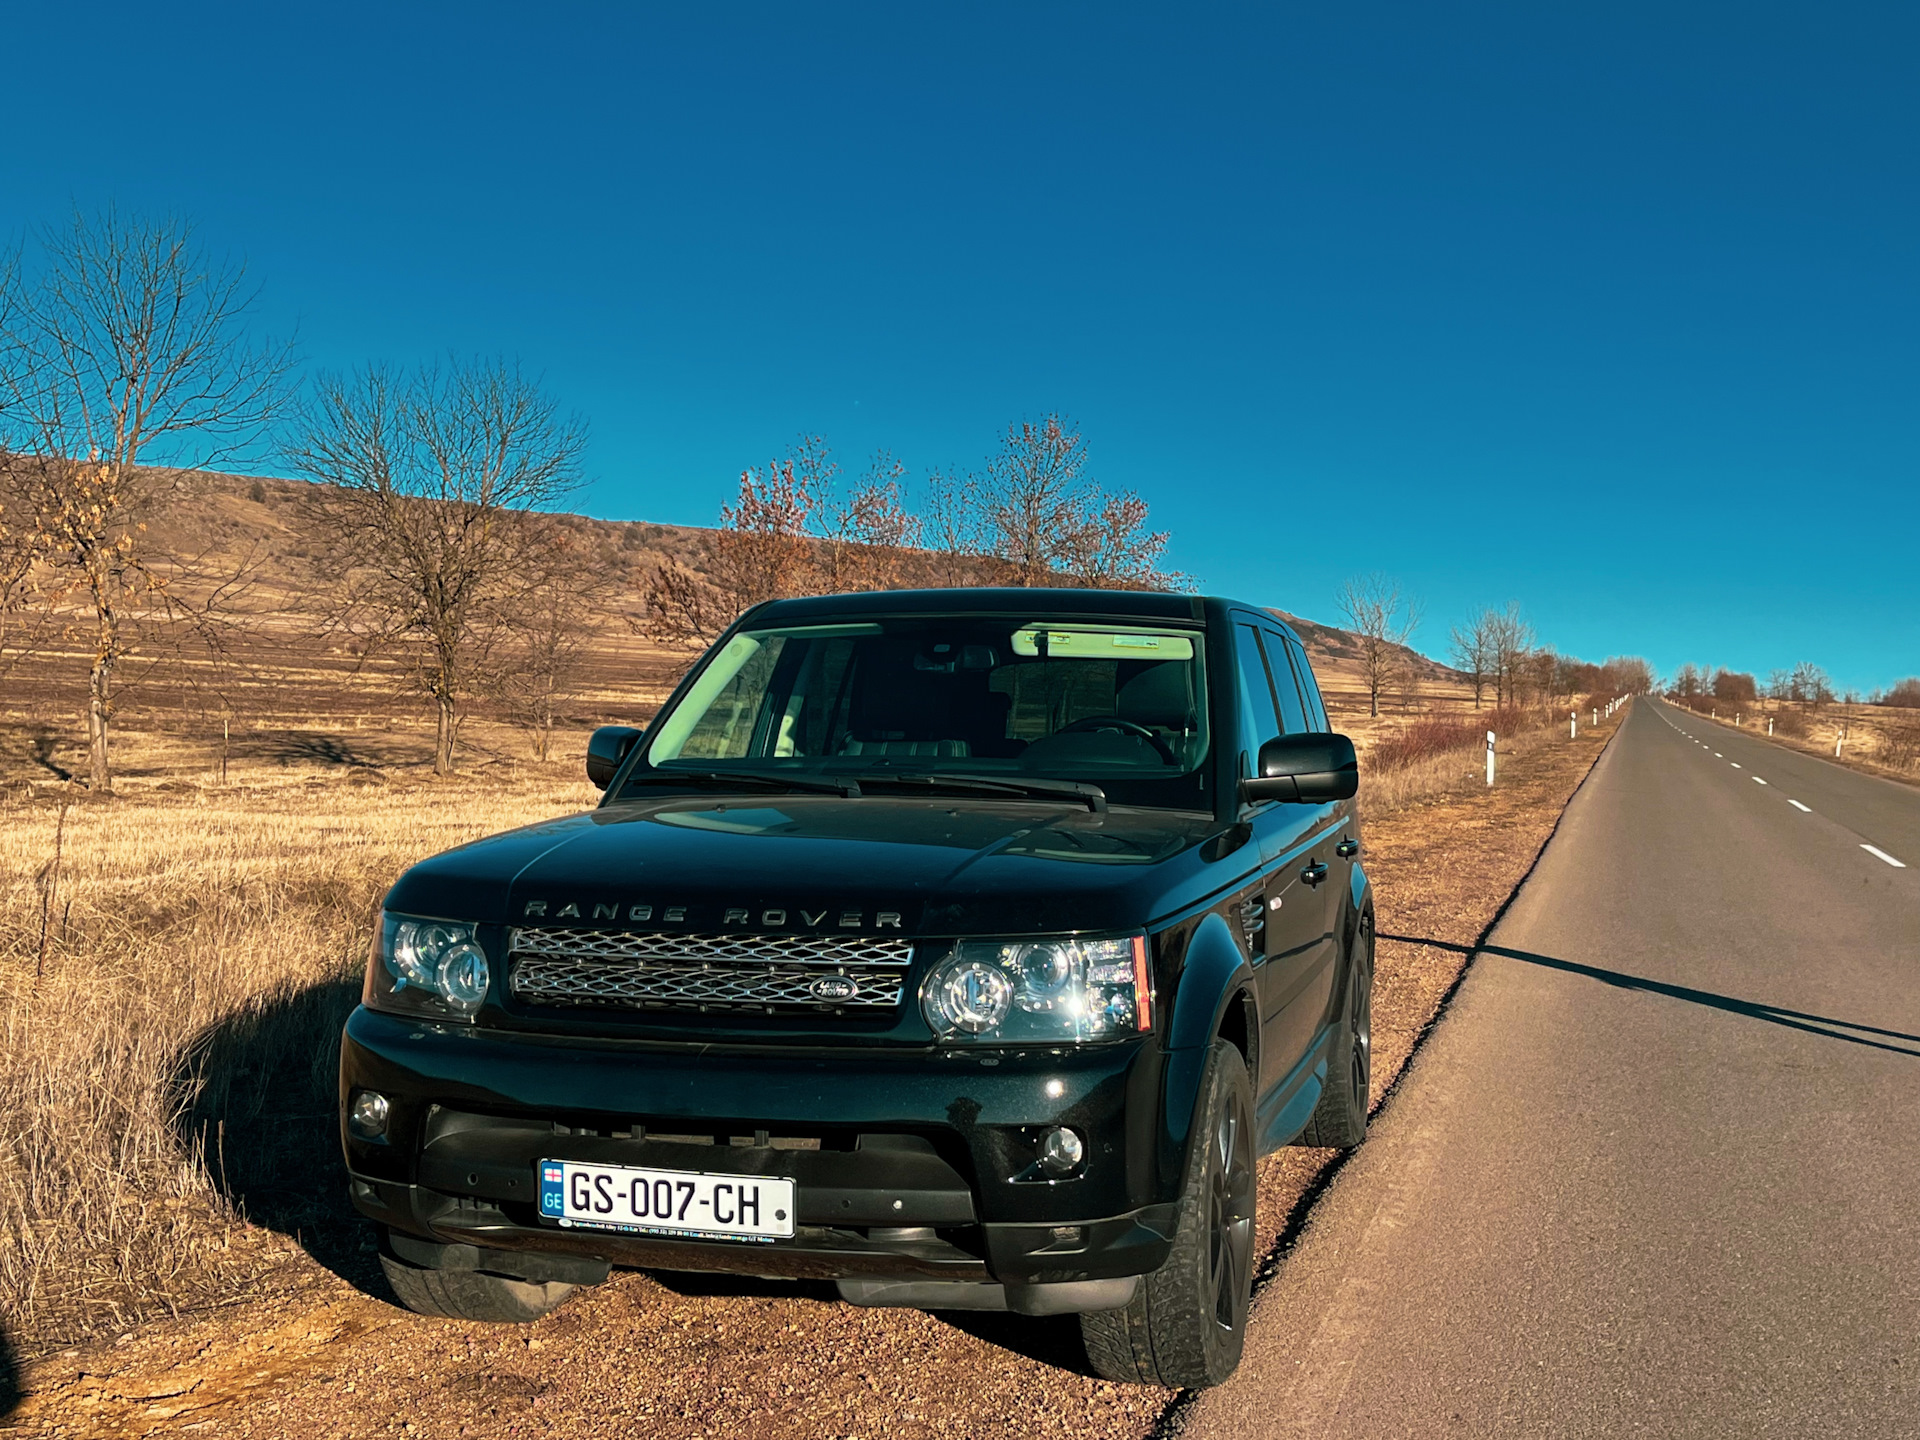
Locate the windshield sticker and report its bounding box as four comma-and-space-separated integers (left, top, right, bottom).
1010, 628, 1195, 660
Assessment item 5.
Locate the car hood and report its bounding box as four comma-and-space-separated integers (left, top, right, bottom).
385, 794, 1221, 936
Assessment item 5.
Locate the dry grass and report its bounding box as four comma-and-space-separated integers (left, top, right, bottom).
0, 688, 1588, 1360
0, 755, 597, 1353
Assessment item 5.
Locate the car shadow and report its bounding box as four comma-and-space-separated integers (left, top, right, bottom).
640, 1271, 1099, 1373
171, 973, 385, 1299
1380, 933, 1920, 1058
169, 983, 1106, 1380
931, 1311, 1099, 1376
0, 1319, 19, 1420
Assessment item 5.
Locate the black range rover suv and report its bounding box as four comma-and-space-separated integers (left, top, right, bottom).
341, 588, 1372, 1388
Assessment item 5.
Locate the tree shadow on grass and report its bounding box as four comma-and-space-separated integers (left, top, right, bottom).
171, 974, 384, 1299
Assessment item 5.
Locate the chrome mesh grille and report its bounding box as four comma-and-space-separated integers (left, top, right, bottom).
506, 928, 914, 1013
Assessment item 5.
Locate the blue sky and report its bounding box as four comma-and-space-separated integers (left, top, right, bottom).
5, 4, 1914, 693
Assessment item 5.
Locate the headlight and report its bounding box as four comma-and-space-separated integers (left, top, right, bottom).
365, 912, 491, 1021
921, 936, 1153, 1043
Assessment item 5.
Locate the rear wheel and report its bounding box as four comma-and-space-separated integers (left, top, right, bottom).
1299, 906, 1373, 1148
379, 1250, 577, 1324
1080, 1038, 1255, 1389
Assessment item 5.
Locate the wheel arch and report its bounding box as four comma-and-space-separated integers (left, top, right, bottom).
1158, 911, 1258, 1197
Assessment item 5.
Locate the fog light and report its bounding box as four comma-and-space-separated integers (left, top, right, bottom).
348, 1090, 390, 1140
1037, 1126, 1085, 1177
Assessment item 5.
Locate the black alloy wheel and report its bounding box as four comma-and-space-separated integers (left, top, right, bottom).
1299, 907, 1374, 1149
1206, 1067, 1257, 1335
1080, 1039, 1257, 1389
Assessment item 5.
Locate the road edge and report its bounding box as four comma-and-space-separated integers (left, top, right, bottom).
1148, 700, 1636, 1437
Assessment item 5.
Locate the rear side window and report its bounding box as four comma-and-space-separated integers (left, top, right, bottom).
1257, 630, 1308, 734
1281, 638, 1330, 731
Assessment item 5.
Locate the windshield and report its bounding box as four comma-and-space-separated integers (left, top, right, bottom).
630, 616, 1211, 810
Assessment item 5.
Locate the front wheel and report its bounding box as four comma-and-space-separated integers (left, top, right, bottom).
1080, 1038, 1256, 1389
379, 1250, 578, 1324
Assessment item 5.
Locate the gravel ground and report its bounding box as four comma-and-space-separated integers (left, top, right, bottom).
3, 717, 1621, 1440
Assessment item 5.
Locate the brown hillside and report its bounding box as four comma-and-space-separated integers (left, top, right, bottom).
9, 469, 1469, 741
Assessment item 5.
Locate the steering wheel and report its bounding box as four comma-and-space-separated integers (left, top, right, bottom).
1056, 715, 1179, 764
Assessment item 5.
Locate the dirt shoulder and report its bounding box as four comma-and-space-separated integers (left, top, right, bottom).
2, 711, 1625, 1440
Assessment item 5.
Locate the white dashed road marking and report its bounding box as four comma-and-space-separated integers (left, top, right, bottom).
1714, 752, 1723, 757
1861, 845, 1907, 869
1753, 777, 1767, 785
1789, 800, 1811, 813
1731, 763, 1741, 769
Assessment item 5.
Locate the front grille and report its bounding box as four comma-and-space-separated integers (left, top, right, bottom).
506, 928, 915, 1014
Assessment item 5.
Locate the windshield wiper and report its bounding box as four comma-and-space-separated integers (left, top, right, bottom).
850, 772, 1107, 812
623, 769, 860, 797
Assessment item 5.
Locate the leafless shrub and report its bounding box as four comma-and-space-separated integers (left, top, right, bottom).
1370, 718, 1480, 772
1878, 723, 1920, 771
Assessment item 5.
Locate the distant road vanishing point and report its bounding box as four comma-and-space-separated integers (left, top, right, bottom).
1189, 697, 1920, 1437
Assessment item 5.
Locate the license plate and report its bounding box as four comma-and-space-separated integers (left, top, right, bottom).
538, 1159, 796, 1242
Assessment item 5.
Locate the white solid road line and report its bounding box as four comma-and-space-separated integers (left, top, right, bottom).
1789, 800, 1812, 813
1753, 777, 1767, 785
1861, 845, 1908, 869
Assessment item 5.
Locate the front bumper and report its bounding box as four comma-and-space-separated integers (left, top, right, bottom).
340, 1006, 1177, 1287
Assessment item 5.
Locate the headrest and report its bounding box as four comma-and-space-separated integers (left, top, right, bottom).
1117, 662, 1195, 731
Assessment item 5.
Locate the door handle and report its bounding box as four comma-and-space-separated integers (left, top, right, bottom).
1336, 838, 1359, 858
1301, 861, 1329, 887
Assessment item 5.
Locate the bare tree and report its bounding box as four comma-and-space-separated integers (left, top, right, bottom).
822, 450, 921, 593
1337, 574, 1424, 718
1788, 661, 1834, 707
1063, 490, 1182, 590
496, 528, 609, 762
0, 208, 296, 791
1449, 611, 1494, 708
922, 466, 985, 585
287, 358, 587, 774
642, 559, 729, 649
982, 415, 1091, 586
1483, 603, 1534, 706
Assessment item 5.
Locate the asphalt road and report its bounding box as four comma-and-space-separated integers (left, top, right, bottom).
1187, 698, 1920, 1437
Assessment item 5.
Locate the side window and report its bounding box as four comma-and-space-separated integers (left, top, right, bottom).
1258, 630, 1308, 734
1233, 624, 1282, 765
1284, 638, 1330, 731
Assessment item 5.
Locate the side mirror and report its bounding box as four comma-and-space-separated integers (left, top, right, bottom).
1240, 732, 1358, 804
586, 725, 644, 790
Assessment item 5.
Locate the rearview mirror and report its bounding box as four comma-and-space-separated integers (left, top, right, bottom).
586, 725, 644, 790
1240, 732, 1358, 804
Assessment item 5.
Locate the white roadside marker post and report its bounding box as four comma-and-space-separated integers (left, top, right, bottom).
1768, 717, 1773, 736
1570, 711, 1576, 739
1592, 708, 1598, 727
1487, 730, 1496, 787
1836, 724, 1846, 758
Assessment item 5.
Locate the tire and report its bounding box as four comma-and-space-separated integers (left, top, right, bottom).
379, 1251, 578, 1323
1299, 906, 1373, 1149
1080, 1038, 1256, 1389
